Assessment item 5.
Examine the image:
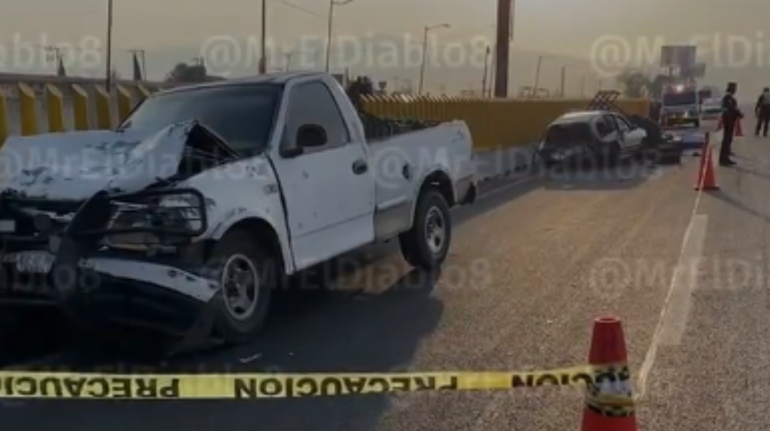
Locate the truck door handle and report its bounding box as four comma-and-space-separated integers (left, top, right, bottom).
352, 160, 368, 174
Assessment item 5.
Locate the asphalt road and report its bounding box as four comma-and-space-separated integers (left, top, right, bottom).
1, 127, 764, 430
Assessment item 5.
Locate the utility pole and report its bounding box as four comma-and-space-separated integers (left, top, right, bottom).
325, 0, 353, 72
559, 66, 566, 97
488, 45, 496, 97
481, 46, 490, 97
493, 0, 511, 97
105, 0, 114, 89
259, 0, 267, 73
418, 23, 450, 94
533, 56, 543, 96
418, 26, 430, 94
284, 51, 293, 71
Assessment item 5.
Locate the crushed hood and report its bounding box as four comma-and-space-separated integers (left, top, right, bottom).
0, 121, 222, 201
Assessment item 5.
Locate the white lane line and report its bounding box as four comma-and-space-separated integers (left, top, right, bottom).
636, 131, 716, 400
657, 215, 707, 346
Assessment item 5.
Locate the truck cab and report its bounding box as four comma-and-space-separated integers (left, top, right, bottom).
661, 84, 700, 128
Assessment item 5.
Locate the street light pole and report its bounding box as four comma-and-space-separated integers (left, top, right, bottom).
325, 0, 352, 73
418, 23, 450, 94
533, 56, 544, 95
105, 0, 114, 89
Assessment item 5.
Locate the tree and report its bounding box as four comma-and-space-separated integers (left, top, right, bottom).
648, 74, 670, 99
165, 61, 224, 83
616, 70, 651, 98
345, 76, 375, 109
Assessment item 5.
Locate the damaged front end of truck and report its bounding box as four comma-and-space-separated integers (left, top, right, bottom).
0, 120, 239, 343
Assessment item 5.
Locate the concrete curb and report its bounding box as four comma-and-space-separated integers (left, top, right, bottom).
474, 144, 539, 184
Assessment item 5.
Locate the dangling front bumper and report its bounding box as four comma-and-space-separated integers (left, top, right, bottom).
0, 188, 220, 340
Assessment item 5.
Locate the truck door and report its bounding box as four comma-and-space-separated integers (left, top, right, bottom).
275, 80, 376, 270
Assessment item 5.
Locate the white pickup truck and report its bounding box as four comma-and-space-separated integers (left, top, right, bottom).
0, 72, 476, 344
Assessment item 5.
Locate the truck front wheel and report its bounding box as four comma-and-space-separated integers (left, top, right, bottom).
399, 188, 452, 270
207, 229, 275, 344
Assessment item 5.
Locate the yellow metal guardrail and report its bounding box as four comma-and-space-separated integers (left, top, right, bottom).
361, 95, 651, 151
0, 80, 165, 145
0, 78, 650, 152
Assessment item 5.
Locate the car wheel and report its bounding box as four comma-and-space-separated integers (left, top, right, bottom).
207, 228, 275, 344
604, 142, 621, 167
399, 188, 452, 270
640, 138, 658, 162
694, 120, 700, 128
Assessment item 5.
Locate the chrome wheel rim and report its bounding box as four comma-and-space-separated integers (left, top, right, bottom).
424, 207, 446, 255
221, 254, 259, 320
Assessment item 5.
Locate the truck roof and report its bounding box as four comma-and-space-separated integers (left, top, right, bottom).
157, 71, 326, 95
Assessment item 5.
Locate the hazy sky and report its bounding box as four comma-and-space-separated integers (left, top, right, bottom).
1, 0, 769, 94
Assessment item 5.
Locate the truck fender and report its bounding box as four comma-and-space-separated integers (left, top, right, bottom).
207, 209, 295, 274
409, 167, 455, 225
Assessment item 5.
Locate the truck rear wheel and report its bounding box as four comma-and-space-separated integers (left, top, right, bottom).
207, 229, 275, 344
399, 188, 452, 270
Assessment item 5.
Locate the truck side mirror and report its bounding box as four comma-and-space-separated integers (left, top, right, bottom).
296, 124, 327, 148
280, 125, 328, 158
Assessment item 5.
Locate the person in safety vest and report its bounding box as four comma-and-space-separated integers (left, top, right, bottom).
720, 82, 742, 166
756, 87, 770, 137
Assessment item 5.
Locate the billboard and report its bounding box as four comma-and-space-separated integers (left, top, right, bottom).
660, 45, 697, 68
683, 62, 706, 78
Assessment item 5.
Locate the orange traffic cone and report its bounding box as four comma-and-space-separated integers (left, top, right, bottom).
580, 316, 637, 431
694, 145, 719, 191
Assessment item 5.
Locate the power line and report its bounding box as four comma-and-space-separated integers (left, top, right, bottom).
271, 0, 325, 18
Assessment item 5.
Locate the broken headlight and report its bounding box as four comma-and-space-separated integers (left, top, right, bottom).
104, 194, 206, 251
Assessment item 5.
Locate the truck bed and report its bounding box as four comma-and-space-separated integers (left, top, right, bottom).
368, 121, 474, 212
357, 110, 441, 143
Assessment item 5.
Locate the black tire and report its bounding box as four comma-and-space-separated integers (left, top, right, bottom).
399, 188, 452, 270
694, 120, 700, 128
207, 229, 275, 344
639, 138, 657, 163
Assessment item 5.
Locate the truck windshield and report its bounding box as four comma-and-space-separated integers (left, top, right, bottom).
119, 84, 282, 153
663, 92, 697, 106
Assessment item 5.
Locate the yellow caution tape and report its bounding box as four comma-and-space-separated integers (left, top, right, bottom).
0, 363, 635, 400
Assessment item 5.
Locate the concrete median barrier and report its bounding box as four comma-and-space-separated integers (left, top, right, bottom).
475, 144, 537, 183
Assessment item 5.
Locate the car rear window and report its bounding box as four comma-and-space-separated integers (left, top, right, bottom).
544, 122, 592, 145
